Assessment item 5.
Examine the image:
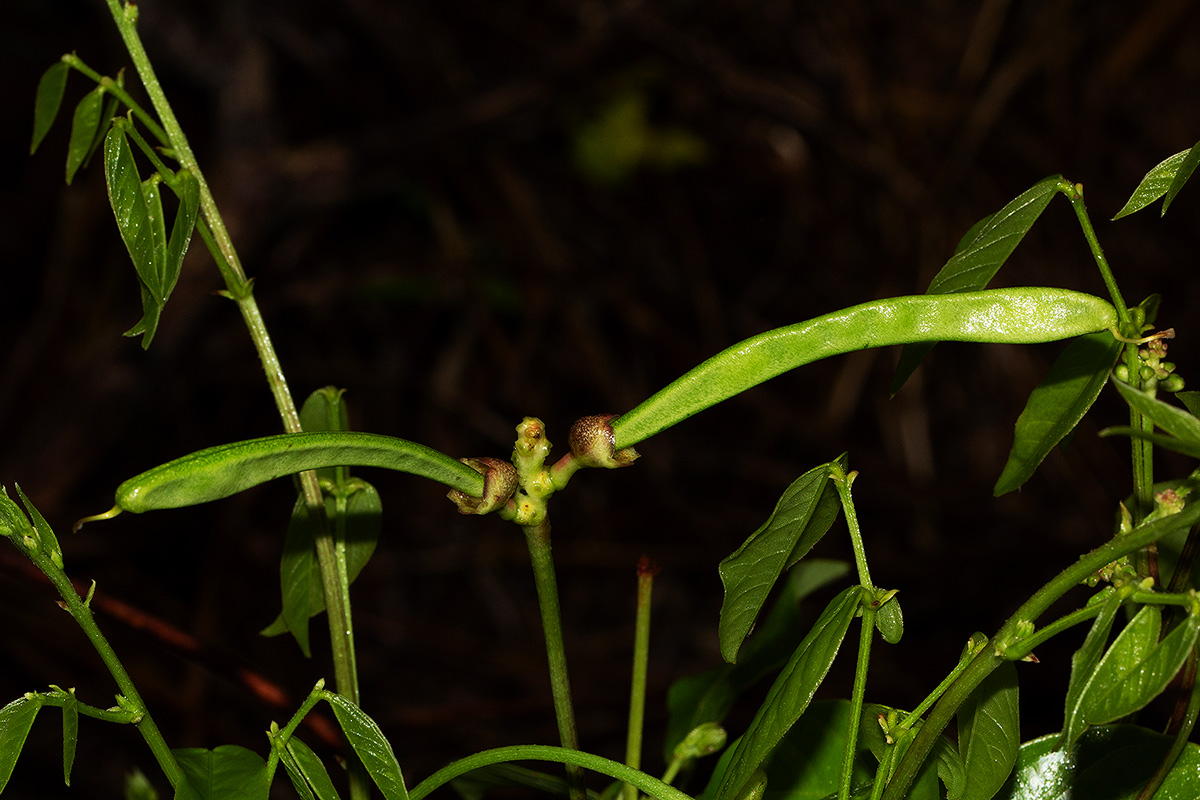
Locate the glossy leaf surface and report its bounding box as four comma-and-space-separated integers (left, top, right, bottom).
1068, 604, 1159, 744
1112, 378, 1200, 443
1113, 148, 1193, 219
1162, 139, 1200, 215
31, 61, 69, 154
717, 457, 844, 663
104, 124, 160, 302
892, 176, 1065, 392
173, 745, 269, 800
996, 726, 1200, 800
0, 696, 42, 793
286, 737, 342, 800
1059, 590, 1121, 749
994, 331, 1121, 495
61, 692, 77, 787
327, 694, 409, 800
163, 169, 200, 302
664, 559, 849, 759
66, 87, 103, 184
957, 662, 1020, 800
712, 586, 859, 800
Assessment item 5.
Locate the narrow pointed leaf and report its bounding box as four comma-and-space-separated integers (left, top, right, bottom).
664, 559, 849, 759
122, 280, 165, 349
713, 586, 859, 800
105, 124, 161, 303
994, 331, 1122, 495
0, 696, 43, 793
1083, 612, 1200, 726
1111, 378, 1200, 444
173, 745, 269, 800
755, 700, 877, 800
326, 695, 409, 800
1100, 427, 1200, 460
892, 176, 1065, 392
1177, 391, 1200, 418
66, 87, 104, 184
31, 61, 70, 154
1113, 148, 1193, 220
1059, 590, 1122, 749
857, 705, 946, 800
958, 661, 1019, 800
163, 169, 200, 302
286, 737, 342, 800
142, 176, 168, 297
1068, 604, 1160, 746
15, 484, 62, 569
277, 745, 317, 800
1162, 139, 1200, 215
61, 692, 78, 786
717, 457, 844, 663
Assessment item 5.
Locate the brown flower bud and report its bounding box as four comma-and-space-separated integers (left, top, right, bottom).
568, 414, 639, 469
447, 457, 519, 515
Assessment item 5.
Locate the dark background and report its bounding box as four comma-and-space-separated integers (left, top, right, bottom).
3, 1, 1200, 798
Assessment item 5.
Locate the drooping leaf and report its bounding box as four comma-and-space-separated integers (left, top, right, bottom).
122, 280, 165, 349
325, 694, 409, 800
0, 695, 43, 793
1162, 139, 1200, 216
1111, 378, 1200, 444
1100, 427, 1200, 461
277, 744, 317, 800
957, 661, 1020, 800
756, 700, 877, 800
142, 176, 168, 297
66, 86, 104, 185
105, 123, 161, 304
994, 331, 1122, 495
61, 691, 78, 786
162, 169, 200, 302
285, 737, 342, 800
1113, 148, 1193, 220
997, 725, 1200, 800
892, 176, 1065, 392
1059, 590, 1122, 749
1082, 612, 1200, 726
712, 586, 860, 800
31, 61, 70, 154
718, 457, 845, 663
664, 559, 849, 759
173, 745, 269, 800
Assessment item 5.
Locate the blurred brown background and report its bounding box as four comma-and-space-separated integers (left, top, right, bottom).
3, 1, 1200, 797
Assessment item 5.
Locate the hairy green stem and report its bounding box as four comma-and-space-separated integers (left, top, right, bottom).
1061, 181, 1130, 325
99, 4, 367, 797
830, 467, 873, 590
624, 559, 656, 800
523, 520, 586, 800
410, 745, 695, 800
882, 502, 1200, 800
34, 550, 183, 790
839, 607, 875, 800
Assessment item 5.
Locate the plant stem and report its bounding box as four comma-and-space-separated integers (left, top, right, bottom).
830, 467, 873, 590
839, 607, 874, 800
1061, 181, 1130, 326
410, 745, 696, 800
35, 550, 184, 790
1137, 646, 1200, 800
881, 502, 1200, 800
624, 558, 658, 800
523, 519, 586, 800
100, 4, 368, 797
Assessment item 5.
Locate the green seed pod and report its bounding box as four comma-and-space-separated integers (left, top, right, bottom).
1114, 364, 1131, 382
1162, 374, 1186, 393
568, 414, 640, 469
448, 457, 519, 515
874, 592, 904, 644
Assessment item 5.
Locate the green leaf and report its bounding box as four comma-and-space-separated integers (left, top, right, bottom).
1069, 604, 1160, 742
1100, 427, 1200, 460
664, 559, 849, 760
163, 169, 200, 302
15, 483, 63, 569
105, 123, 161, 303
286, 737, 342, 800
1111, 378, 1200, 444
957, 661, 1019, 800
31, 61, 70, 154
142, 176, 169, 297
758, 700, 877, 800
1059, 590, 1122, 749
856, 705, 945, 800
173, 745, 269, 800
873, 594, 904, 644
61, 691, 78, 786
712, 586, 860, 800
1162, 140, 1200, 216
717, 457, 845, 663
994, 331, 1122, 495
1176, 391, 1200, 419
1082, 612, 1200, 726
125, 767, 160, 800
892, 177, 1064, 392
326, 695, 408, 800
277, 744, 317, 800
1113, 148, 1193, 220
66, 86, 104, 185
0, 695, 43, 793
997, 725, 1200, 800
122, 280, 166, 349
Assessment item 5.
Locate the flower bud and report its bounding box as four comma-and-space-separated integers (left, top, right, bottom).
447, 457, 518, 515
568, 414, 639, 469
